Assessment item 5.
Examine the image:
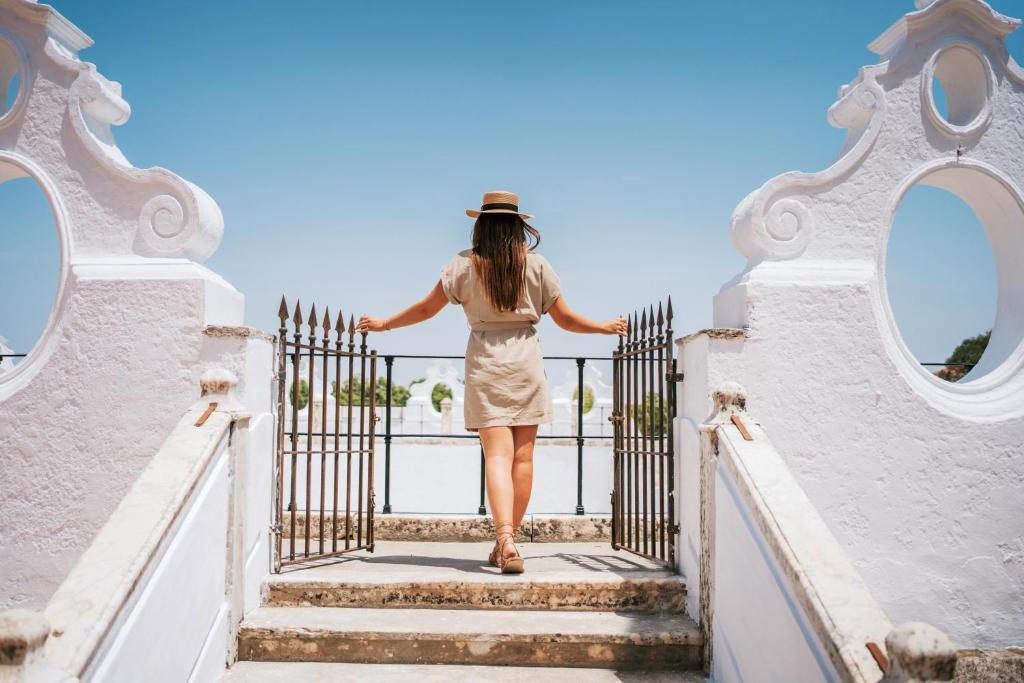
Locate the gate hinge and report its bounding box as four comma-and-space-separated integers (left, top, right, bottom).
607, 413, 624, 423
269, 523, 283, 535
666, 372, 684, 383
668, 523, 681, 535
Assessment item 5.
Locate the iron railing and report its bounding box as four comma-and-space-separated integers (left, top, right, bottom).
377, 353, 614, 517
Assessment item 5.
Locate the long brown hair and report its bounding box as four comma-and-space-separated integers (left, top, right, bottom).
471, 213, 542, 312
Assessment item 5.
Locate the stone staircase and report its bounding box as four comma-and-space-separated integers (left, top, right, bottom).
225, 539, 704, 681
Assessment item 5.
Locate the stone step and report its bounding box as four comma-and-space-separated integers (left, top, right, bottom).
269, 541, 685, 612
282, 513, 612, 543
220, 661, 708, 682
237, 606, 703, 669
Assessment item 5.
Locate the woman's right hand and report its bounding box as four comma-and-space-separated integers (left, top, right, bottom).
602, 317, 628, 336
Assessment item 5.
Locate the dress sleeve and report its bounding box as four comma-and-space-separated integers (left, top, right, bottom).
540, 257, 562, 314
440, 255, 463, 305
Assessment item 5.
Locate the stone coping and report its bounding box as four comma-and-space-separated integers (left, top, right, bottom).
283, 513, 613, 543
375, 437, 613, 446
204, 325, 276, 343
710, 414, 892, 683
674, 327, 747, 346
955, 648, 1024, 682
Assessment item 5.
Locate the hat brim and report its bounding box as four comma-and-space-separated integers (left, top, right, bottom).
466, 209, 534, 220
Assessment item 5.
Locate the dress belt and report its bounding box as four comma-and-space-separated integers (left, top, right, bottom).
469, 321, 537, 332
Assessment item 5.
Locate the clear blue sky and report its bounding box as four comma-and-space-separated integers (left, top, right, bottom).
3, 0, 1021, 383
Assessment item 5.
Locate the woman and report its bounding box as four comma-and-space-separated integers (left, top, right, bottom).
357, 191, 626, 573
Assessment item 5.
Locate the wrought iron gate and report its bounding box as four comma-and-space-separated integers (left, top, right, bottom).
610, 296, 678, 566
273, 297, 378, 571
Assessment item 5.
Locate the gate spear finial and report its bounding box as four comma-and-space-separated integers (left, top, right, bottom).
293, 298, 303, 327
278, 295, 289, 323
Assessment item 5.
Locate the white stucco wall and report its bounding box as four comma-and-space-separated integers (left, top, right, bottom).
693, 0, 1024, 648
0, 0, 244, 610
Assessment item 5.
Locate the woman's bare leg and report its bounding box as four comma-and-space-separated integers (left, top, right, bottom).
511, 425, 538, 530
479, 426, 518, 559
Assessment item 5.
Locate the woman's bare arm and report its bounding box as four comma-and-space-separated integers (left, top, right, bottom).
547, 296, 627, 336
356, 280, 449, 333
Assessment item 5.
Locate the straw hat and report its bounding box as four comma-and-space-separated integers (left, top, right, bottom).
466, 190, 534, 220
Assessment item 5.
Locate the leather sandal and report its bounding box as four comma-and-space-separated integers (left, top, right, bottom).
492, 523, 525, 574
488, 524, 517, 567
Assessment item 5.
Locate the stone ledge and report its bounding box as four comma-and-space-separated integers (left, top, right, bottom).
238, 606, 702, 669
282, 514, 613, 543
956, 648, 1024, 682
267, 541, 683, 612
674, 327, 747, 346
204, 325, 276, 343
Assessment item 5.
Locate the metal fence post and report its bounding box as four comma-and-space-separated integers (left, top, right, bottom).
383, 355, 394, 514
576, 357, 585, 515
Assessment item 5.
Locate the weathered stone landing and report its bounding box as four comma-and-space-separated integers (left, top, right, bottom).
230, 541, 702, 680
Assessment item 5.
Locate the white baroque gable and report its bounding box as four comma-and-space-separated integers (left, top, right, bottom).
0, 0, 223, 262
718, 0, 1024, 419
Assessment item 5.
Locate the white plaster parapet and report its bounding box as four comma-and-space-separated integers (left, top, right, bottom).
42, 376, 247, 678
706, 0, 1024, 648
704, 386, 893, 681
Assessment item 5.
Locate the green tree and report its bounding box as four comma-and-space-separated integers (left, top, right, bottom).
289, 379, 309, 411
571, 385, 595, 414
332, 376, 411, 407
631, 392, 667, 437
935, 331, 990, 382
432, 383, 453, 412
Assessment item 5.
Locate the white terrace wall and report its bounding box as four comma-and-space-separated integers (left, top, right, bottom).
0, 1, 245, 610
682, 0, 1024, 648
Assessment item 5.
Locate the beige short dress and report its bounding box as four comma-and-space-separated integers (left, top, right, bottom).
440, 249, 561, 431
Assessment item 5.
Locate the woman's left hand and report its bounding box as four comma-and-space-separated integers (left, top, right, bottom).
356, 315, 388, 333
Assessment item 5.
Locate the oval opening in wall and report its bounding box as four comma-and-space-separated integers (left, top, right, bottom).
886, 164, 1024, 385
0, 163, 59, 375
929, 45, 989, 129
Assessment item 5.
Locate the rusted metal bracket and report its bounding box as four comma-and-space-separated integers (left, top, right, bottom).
730, 414, 753, 441
866, 642, 889, 673
666, 371, 684, 382
194, 402, 218, 427
668, 523, 681, 535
